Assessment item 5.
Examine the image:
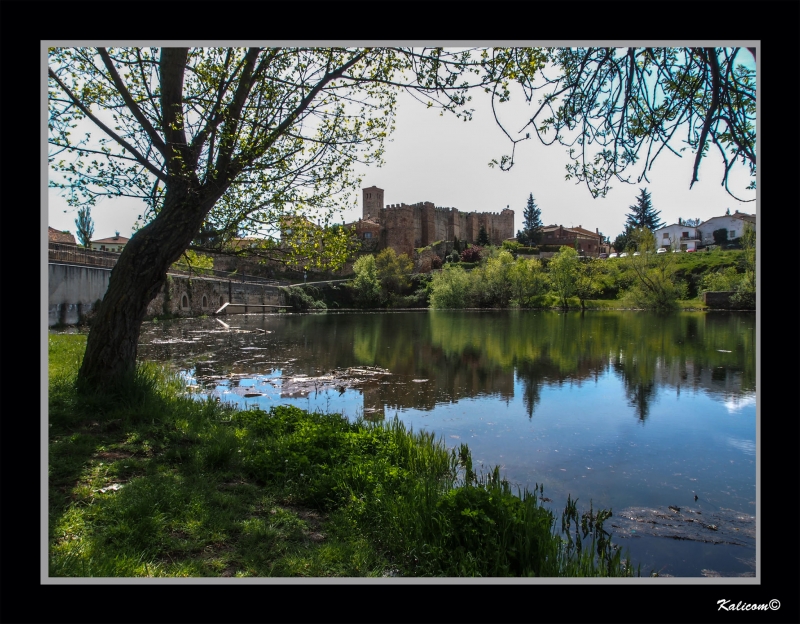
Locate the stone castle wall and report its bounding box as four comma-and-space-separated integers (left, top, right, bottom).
362, 186, 514, 256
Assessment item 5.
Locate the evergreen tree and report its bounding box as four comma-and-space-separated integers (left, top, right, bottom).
517, 193, 543, 245
477, 225, 490, 246
74, 206, 94, 247
624, 188, 663, 233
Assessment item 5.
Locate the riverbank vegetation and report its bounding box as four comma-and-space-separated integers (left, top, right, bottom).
49, 334, 636, 578
336, 236, 754, 312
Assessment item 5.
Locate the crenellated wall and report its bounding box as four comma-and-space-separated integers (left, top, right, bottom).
361, 187, 514, 256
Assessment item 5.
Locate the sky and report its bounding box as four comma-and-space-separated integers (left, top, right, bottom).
47, 50, 757, 244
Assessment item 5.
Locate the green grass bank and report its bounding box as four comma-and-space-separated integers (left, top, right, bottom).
48, 334, 637, 578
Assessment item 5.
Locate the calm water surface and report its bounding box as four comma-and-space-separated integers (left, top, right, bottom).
138, 309, 757, 577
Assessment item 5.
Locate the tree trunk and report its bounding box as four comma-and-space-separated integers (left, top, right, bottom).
77, 185, 219, 388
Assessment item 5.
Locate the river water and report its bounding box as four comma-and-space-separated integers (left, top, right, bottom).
138, 309, 757, 577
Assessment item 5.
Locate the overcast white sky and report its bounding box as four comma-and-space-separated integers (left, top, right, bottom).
47, 48, 757, 243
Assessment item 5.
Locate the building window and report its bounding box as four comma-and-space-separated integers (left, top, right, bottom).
181, 294, 189, 309
202, 295, 208, 308
729, 230, 736, 238
364, 232, 372, 239
219, 296, 224, 307
663, 233, 669, 239
682, 232, 689, 239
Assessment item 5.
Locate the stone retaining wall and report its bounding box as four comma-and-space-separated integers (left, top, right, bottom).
49, 263, 285, 326
702, 291, 737, 309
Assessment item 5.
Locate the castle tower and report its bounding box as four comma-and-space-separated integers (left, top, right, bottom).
362, 186, 384, 221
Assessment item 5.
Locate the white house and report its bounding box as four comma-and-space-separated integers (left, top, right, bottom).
698, 211, 756, 246
90, 233, 129, 252
654, 223, 700, 251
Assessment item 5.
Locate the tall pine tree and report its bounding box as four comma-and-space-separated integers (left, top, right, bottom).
517, 193, 543, 245
624, 188, 663, 232
74, 206, 95, 247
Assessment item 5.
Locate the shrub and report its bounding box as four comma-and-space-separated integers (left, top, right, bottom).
460, 246, 483, 263
280, 286, 327, 311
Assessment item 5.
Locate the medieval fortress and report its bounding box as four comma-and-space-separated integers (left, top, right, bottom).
357, 186, 515, 257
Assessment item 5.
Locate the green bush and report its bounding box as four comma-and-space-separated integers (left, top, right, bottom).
280, 286, 327, 312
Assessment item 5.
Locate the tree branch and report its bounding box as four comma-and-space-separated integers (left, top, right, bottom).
226, 49, 371, 181
160, 48, 190, 176
48, 67, 168, 183
690, 48, 720, 189
97, 48, 168, 158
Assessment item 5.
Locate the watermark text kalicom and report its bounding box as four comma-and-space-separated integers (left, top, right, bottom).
717, 599, 780, 612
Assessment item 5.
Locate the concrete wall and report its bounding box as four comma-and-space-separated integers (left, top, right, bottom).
49, 262, 285, 326
49, 263, 112, 326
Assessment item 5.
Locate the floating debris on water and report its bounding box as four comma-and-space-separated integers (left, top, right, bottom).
611, 506, 754, 546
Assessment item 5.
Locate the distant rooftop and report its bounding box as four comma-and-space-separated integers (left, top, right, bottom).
91, 234, 130, 244
48, 226, 77, 245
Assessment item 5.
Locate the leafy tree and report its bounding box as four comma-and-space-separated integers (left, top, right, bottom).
374, 248, 414, 296
548, 246, 579, 308
49, 47, 541, 386
172, 249, 214, 276
612, 232, 629, 253
351, 255, 384, 308
477, 225, 490, 246
621, 228, 684, 310
492, 47, 756, 201
573, 259, 606, 309
680, 218, 702, 227
475, 250, 516, 307
74, 206, 94, 247
517, 193, 543, 245
509, 257, 549, 307
625, 188, 663, 233
429, 265, 472, 309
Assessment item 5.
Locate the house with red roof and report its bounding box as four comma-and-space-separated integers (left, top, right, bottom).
90, 233, 129, 252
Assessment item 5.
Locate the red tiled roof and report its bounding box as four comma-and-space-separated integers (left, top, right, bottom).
48, 227, 77, 244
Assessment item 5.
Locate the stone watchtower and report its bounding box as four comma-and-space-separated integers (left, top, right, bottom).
362, 185, 384, 221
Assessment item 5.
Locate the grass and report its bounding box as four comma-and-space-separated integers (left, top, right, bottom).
48, 334, 637, 578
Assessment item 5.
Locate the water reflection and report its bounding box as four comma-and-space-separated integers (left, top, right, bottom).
139, 310, 755, 422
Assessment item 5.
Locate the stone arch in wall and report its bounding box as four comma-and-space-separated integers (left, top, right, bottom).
181, 293, 189, 309
202, 295, 208, 309
219, 295, 225, 308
